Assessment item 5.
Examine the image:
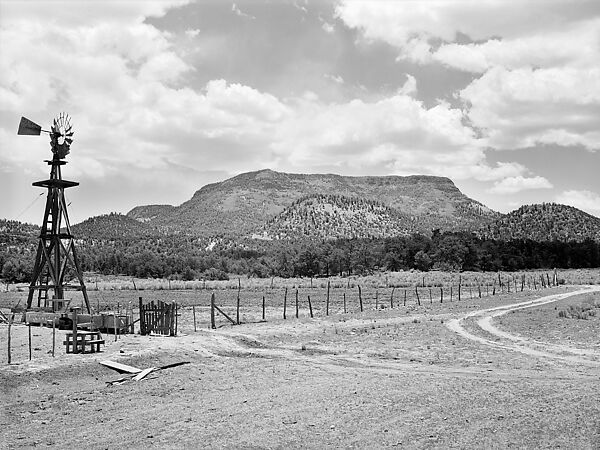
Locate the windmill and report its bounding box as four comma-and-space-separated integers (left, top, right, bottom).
18, 113, 91, 313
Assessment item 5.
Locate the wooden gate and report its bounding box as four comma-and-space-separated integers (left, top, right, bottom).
139, 299, 178, 336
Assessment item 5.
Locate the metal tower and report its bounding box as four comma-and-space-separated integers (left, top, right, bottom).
18, 114, 91, 313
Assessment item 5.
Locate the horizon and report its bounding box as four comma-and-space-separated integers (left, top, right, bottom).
2, 0, 600, 224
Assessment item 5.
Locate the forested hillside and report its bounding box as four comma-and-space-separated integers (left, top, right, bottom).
481, 204, 600, 242
257, 194, 424, 240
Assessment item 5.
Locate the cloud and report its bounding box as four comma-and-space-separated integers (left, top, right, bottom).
325, 74, 344, 84
336, 0, 600, 62
460, 66, 600, 151
397, 74, 417, 96
488, 176, 553, 194
555, 190, 600, 217
185, 28, 201, 38
336, 1, 600, 153
232, 3, 256, 20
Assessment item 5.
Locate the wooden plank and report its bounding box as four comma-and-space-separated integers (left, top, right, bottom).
99, 360, 142, 374
213, 304, 236, 325
133, 367, 156, 381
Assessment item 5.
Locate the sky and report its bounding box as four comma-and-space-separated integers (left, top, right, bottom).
1, 0, 600, 225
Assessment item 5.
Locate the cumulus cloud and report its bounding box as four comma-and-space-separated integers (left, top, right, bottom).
488, 176, 553, 194
555, 190, 600, 217
336, 1, 600, 153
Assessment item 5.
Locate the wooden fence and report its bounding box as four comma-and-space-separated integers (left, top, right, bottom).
139, 299, 178, 336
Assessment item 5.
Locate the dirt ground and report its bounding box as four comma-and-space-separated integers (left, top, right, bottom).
1, 286, 600, 449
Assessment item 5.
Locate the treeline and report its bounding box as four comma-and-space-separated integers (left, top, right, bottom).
2, 230, 599, 283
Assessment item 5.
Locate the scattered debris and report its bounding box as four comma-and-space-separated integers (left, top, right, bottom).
102, 360, 190, 386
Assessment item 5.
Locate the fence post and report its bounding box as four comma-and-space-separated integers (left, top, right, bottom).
458, 276, 462, 301
139, 297, 144, 334
440, 287, 443, 303
262, 295, 266, 321
72, 308, 78, 354
283, 287, 288, 320
28, 323, 32, 361
193, 305, 197, 332
429, 288, 432, 304
295, 289, 299, 318
358, 285, 363, 312
52, 318, 56, 357
210, 292, 216, 329
307, 295, 314, 318
326, 281, 330, 316
390, 287, 395, 308
403, 289, 407, 307
343, 292, 347, 313
415, 286, 420, 306
7, 314, 14, 364
375, 290, 379, 309
236, 278, 241, 325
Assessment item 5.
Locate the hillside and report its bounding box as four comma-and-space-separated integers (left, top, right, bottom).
71, 213, 160, 241
127, 169, 499, 237
255, 194, 425, 240
479, 203, 600, 242
0, 219, 38, 246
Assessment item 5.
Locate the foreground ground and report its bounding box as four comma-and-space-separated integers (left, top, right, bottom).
1, 285, 600, 449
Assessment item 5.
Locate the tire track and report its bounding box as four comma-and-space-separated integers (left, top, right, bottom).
446, 286, 600, 366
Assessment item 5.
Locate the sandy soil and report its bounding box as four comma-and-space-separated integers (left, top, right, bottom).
1, 286, 599, 449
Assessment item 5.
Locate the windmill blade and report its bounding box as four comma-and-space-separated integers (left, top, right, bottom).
17, 116, 42, 135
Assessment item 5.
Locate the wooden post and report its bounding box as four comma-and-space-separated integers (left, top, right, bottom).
139, 297, 144, 335
262, 295, 266, 321
429, 288, 432, 304
283, 287, 288, 320
422, 276, 425, 288
52, 319, 56, 357
72, 308, 79, 354
415, 286, 420, 306
343, 292, 347, 313
440, 287, 443, 303
403, 289, 407, 307
375, 290, 379, 309
295, 289, 299, 318
458, 276, 462, 301
114, 313, 118, 342
450, 285, 453, 301
326, 281, 330, 316
7, 314, 14, 364
236, 278, 241, 325
193, 305, 197, 332
358, 285, 363, 312
546, 273, 551, 288
390, 287, 395, 308
307, 295, 313, 318
28, 324, 32, 361
210, 292, 216, 329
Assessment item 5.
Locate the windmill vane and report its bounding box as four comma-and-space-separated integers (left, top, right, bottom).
17, 113, 74, 160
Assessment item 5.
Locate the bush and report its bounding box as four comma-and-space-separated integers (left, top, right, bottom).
201, 267, 229, 281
